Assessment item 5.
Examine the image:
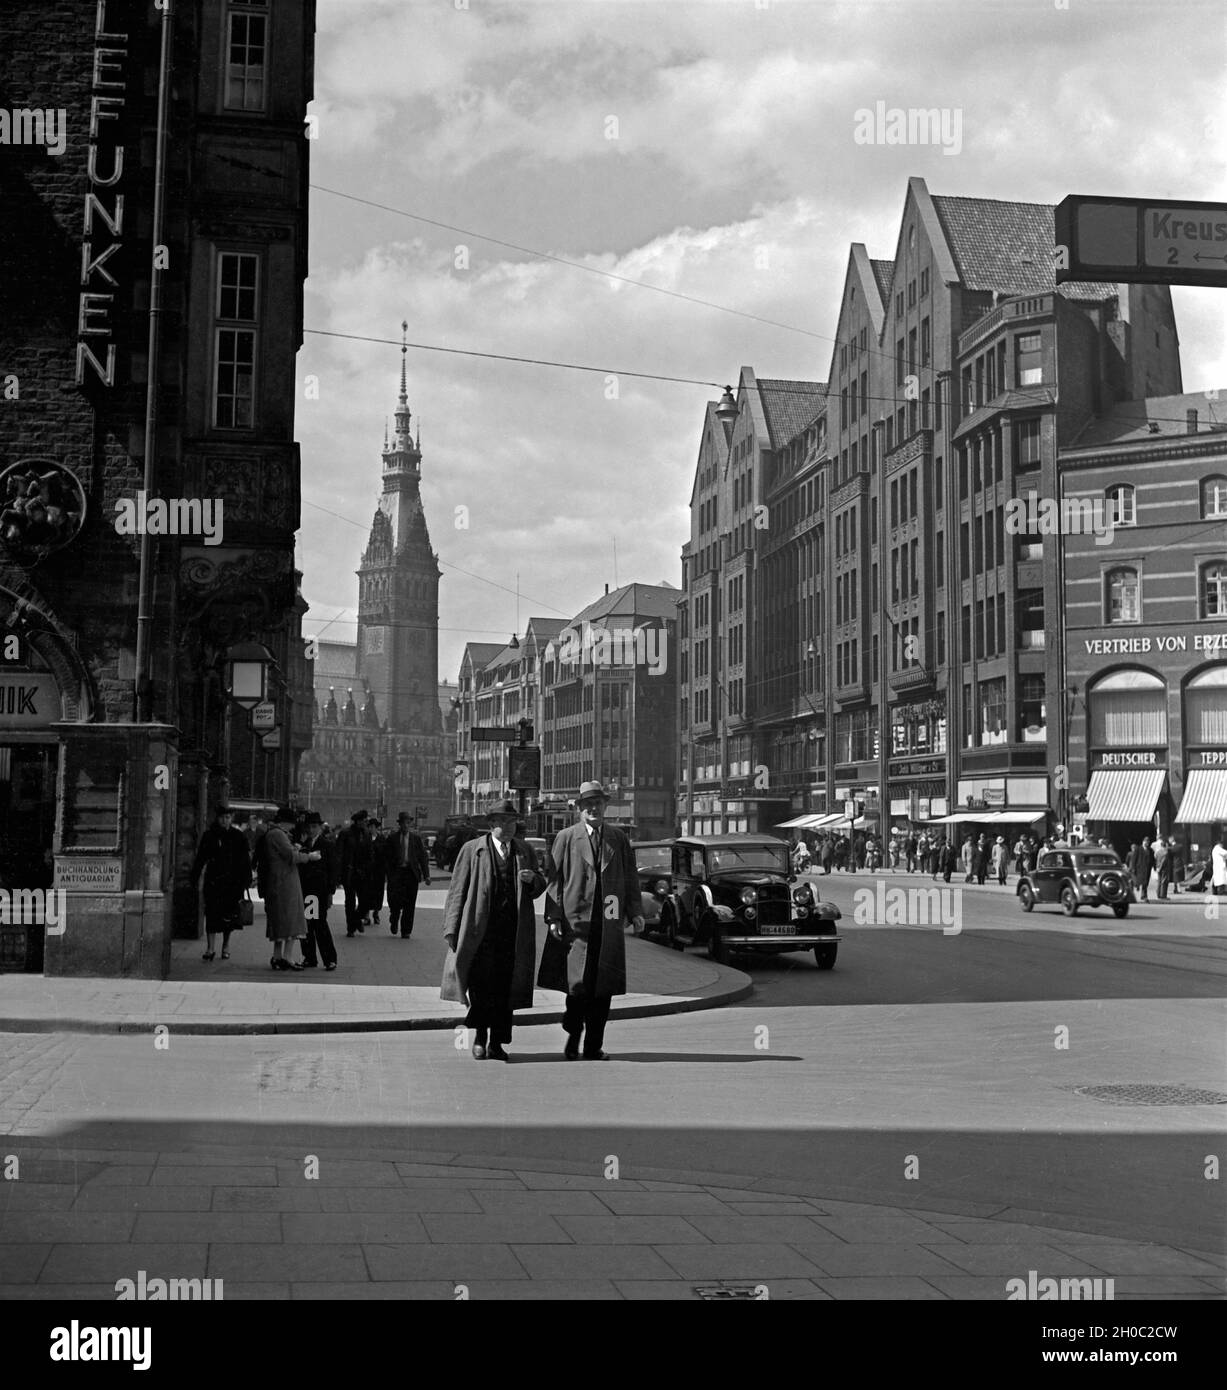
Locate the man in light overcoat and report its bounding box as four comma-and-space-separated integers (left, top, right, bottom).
441, 801, 546, 1060
537, 781, 644, 1060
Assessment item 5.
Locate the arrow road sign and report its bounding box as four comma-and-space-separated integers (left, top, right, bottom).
1056, 195, 1227, 288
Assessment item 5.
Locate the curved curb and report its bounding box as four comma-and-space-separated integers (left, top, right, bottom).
0, 962, 754, 1036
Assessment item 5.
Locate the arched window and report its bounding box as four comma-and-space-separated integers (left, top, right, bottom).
1202, 476, 1227, 519
1202, 562, 1227, 619
1105, 483, 1135, 526
1088, 669, 1167, 746
1185, 666, 1227, 744
1105, 567, 1140, 623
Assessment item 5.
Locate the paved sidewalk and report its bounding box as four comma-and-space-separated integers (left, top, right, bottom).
0, 893, 751, 1034
1, 1137, 1222, 1300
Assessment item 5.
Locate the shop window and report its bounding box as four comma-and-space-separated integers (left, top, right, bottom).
1105, 484, 1135, 527
1202, 562, 1227, 619
979, 677, 1008, 745
1089, 670, 1166, 746
1105, 567, 1140, 624
1202, 476, 1227, 518
1185, 666, 1227, 744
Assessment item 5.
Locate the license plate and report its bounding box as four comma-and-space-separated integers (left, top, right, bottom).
760, 924, 793, 936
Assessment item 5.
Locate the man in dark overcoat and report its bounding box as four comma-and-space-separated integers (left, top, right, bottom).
384, 812, 431, 937
189, 804, 251, 961
441, 801, 546, 1061
297, 811, 338, 970
337, 809, 371, 936
537, 781, 644, 1061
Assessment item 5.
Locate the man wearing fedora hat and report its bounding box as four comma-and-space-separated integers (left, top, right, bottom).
538, 781, 644, 1060
384, 811, 431, 938
441, 799, 546, 1061
297, 811, 339, 970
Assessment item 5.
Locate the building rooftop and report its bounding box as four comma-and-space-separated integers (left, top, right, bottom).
870, 258, 895, 304
1064, 391, 1227, 449
755, 379, 827, 451
571, 582, 681, 626
932, 194, 1118, 300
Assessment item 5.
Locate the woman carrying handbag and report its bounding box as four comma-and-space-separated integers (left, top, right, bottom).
189, 804, 252, 962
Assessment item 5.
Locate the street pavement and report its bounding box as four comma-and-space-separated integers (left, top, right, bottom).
1, 874, 1223, 1299
0, 888, 750, 1034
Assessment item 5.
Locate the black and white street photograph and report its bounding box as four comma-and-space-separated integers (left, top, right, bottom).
1, 0, 1225, 1353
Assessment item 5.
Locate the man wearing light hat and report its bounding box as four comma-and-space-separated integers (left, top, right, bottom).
538, 781, 644, 1060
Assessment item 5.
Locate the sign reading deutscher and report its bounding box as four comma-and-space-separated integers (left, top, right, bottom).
1056, 195, 1227, 289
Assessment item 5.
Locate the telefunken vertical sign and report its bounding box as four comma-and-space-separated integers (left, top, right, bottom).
77, 0, 129, 388
1055, 195, 1227, 289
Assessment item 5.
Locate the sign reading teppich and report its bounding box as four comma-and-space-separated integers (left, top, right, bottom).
0, 673, 61, 727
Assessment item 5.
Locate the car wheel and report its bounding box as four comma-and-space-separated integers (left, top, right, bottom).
704, 919, 729, 965
1111, 902, 1129, 919
1019, 882, 1035, 913
814, 943, 837, 970
1060, 885, 1079, 916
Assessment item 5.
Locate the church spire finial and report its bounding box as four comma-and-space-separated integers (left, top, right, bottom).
399, 319, 408, 405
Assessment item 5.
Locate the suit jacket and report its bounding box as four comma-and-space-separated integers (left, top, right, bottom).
536, 820, 643, 998
440, 835, 545, 1008
297, 833, 337, 915
384, 826, 430, 882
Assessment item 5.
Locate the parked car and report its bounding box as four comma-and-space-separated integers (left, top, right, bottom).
631, 840, 674, 934
1017, 847, 1135, 917
659, 834, 842, 968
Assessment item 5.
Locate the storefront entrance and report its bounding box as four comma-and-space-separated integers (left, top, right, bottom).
0, 741, 59, 972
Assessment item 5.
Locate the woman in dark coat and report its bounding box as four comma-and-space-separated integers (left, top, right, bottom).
441, 801, 545, 1060
189, 805, 251, 961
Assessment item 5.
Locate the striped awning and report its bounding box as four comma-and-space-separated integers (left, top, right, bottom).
1085, 769, 1166, 822
1175, 770, 1227, 824
776, 814, 817, 829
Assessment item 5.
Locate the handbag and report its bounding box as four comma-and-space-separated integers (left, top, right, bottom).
237, 891, 254, 927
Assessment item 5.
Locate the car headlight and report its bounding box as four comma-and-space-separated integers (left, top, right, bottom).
653, 879, 669, 896
743, 906, 757, 919
794, 905, 809, 918
740, 887, 758, 905
792, 884, 813, 904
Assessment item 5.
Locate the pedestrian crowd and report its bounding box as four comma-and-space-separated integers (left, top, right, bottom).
789, 827, 1204, 897
189, 802, 431, 972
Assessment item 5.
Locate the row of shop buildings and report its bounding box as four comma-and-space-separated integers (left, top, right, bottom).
675, 178, 1227, 860
453, 583, 678, 840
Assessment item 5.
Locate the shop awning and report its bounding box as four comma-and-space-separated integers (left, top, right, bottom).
1175, 770, 1227, 824
1085, 768, 1166, 822
926, 812, 981, 824
806, 813, 846, 829
776, 814, 818, 829
983, 810, 1049, 824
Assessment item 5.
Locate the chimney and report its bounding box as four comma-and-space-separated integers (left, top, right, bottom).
605, 583, 609, 595
1186, 408, 1198, 434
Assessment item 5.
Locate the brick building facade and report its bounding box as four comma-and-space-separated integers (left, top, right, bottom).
0, 0, 316, 974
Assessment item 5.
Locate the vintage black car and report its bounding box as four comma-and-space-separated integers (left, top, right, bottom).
631, 840, 674, 933
659, 834, 842, 968
1017, 847, 1136, 917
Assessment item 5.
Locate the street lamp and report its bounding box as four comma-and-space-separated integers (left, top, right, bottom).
224, 640, 274, 710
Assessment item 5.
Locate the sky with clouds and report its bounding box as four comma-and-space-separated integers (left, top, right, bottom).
296, 0, 1227, 682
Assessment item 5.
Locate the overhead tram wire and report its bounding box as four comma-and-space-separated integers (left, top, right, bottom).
308, 183, 1227, 429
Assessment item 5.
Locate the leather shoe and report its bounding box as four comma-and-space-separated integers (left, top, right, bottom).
472, 1044, 487, 1060
583, 1051, 611, 1061
563, 1044, 580, 1061
488, 1044, 509, 1061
